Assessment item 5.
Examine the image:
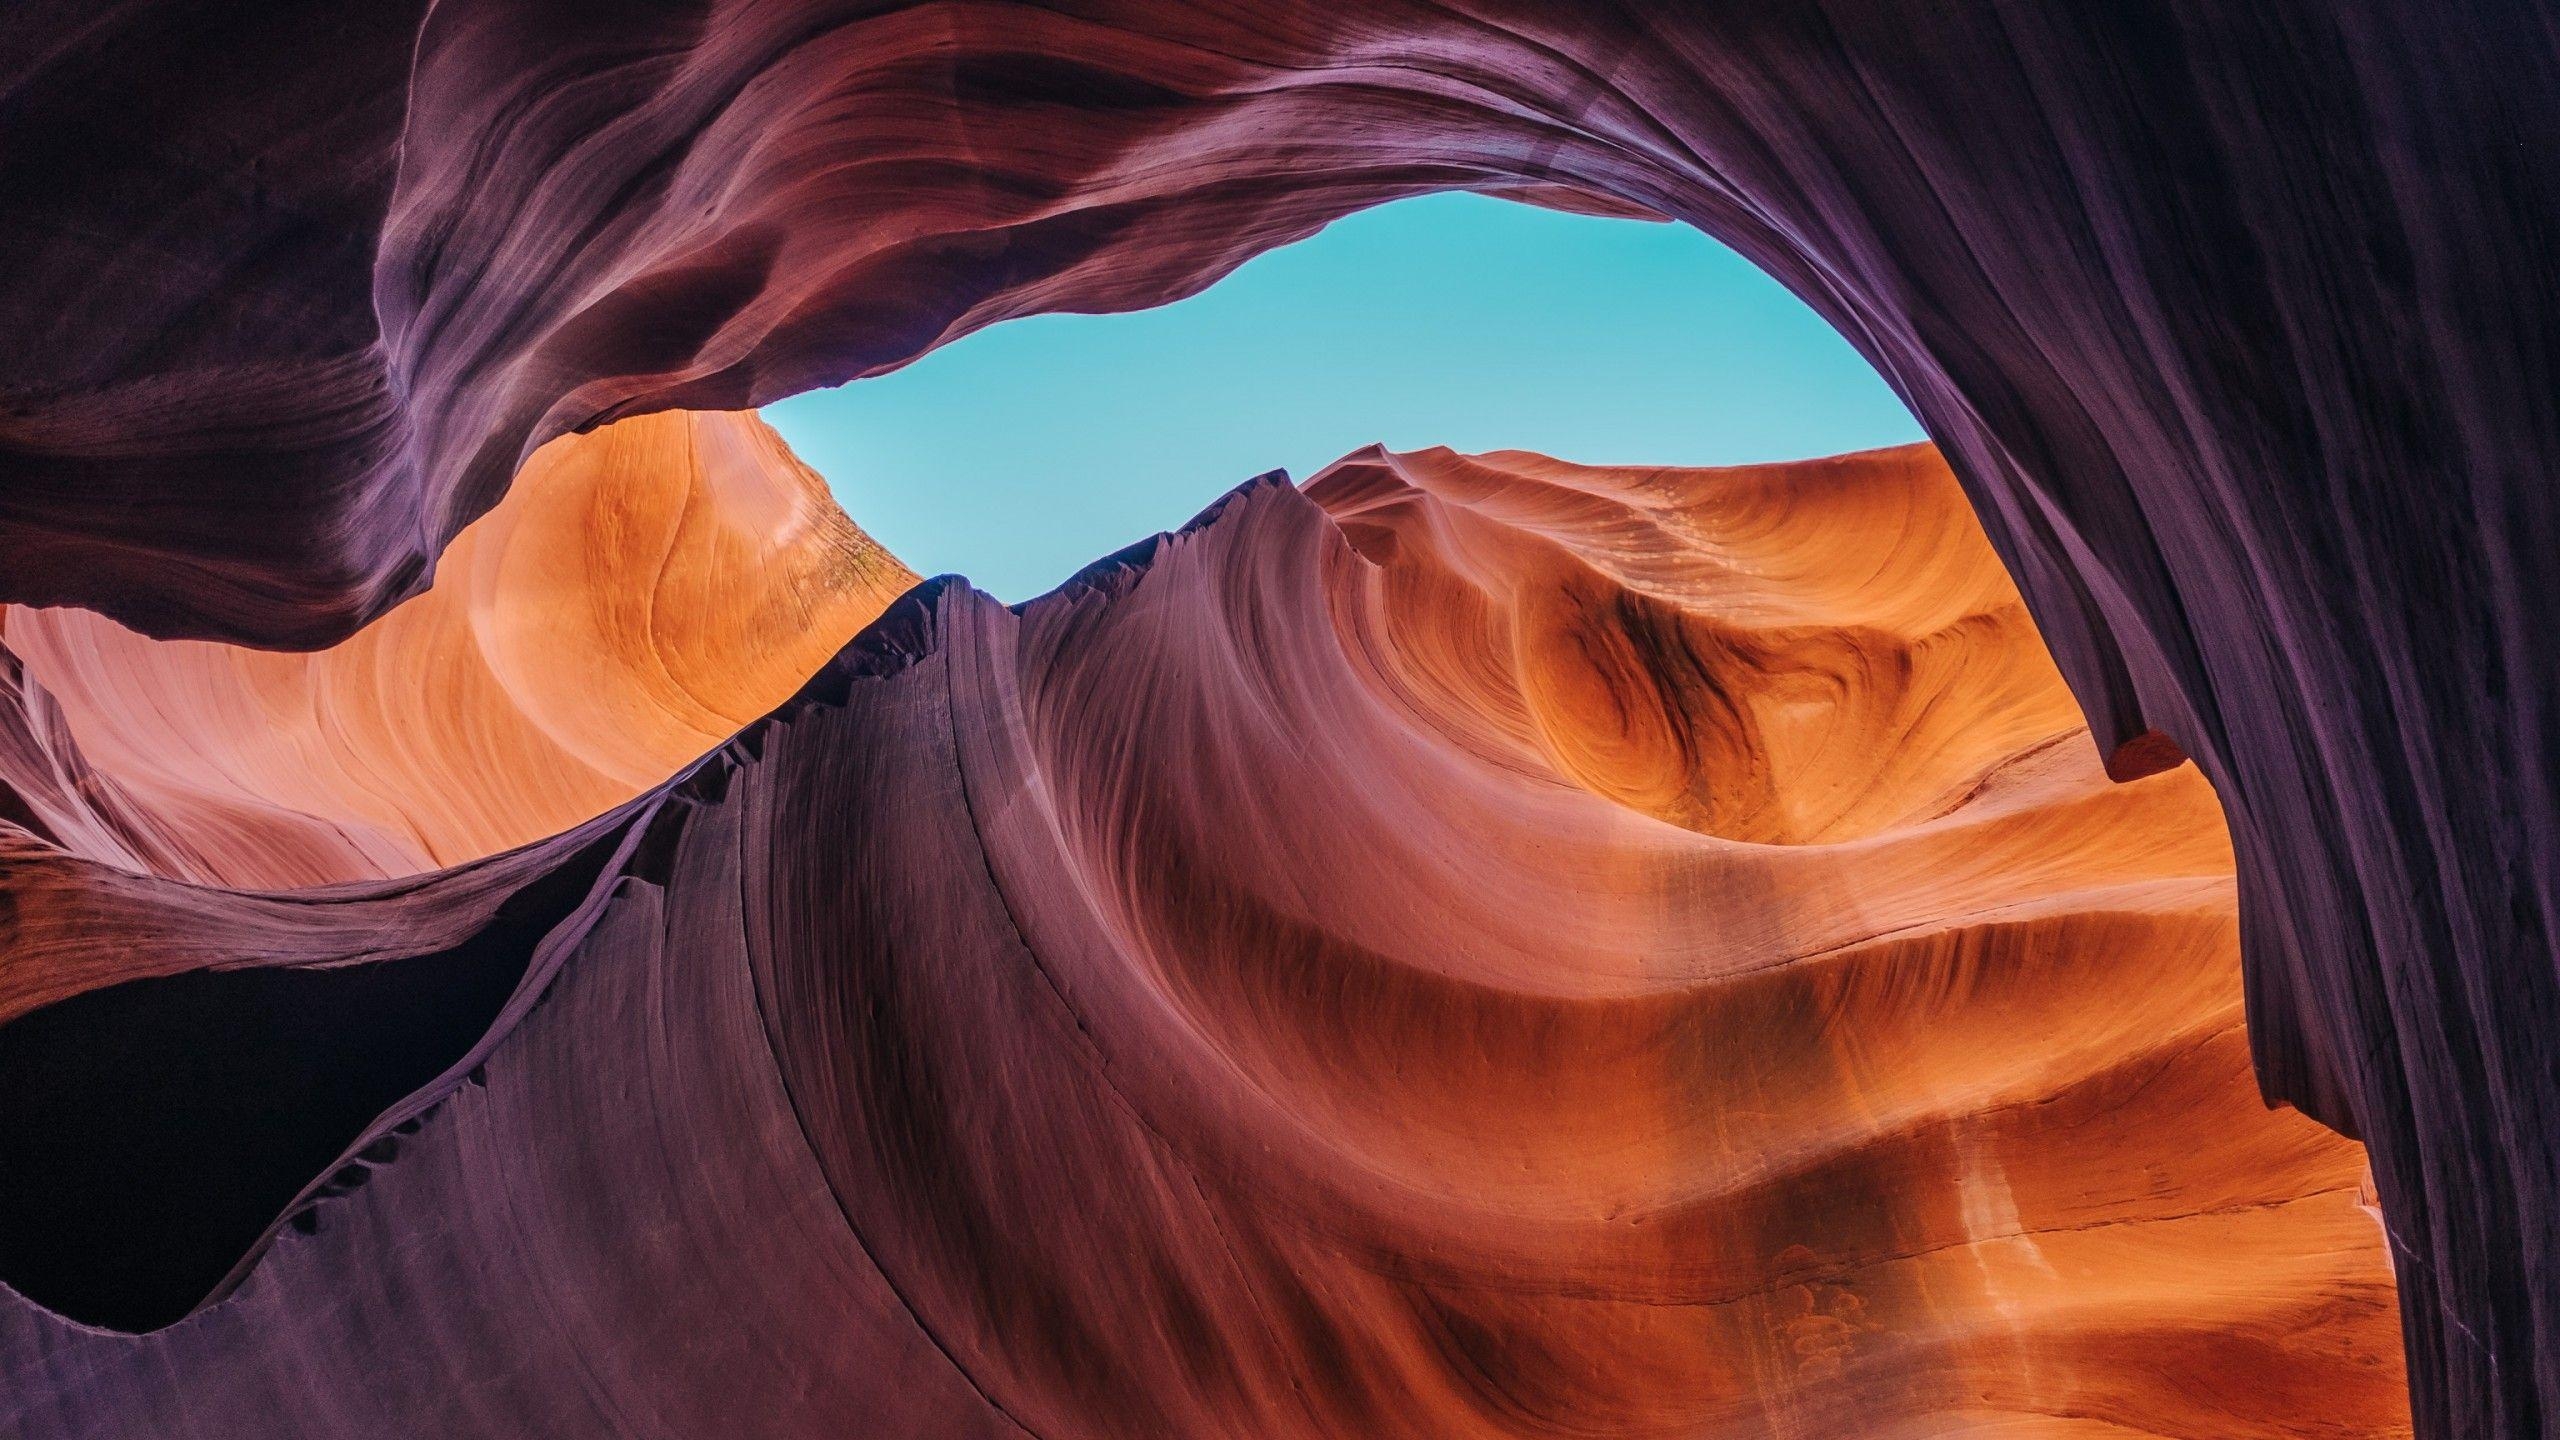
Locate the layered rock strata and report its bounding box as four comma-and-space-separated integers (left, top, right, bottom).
0, 16, 2543, 1427
0, 445, 2407, 1438
1, 409, 910, 886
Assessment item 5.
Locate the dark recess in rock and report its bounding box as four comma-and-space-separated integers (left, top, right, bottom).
0, 829, 623, 1331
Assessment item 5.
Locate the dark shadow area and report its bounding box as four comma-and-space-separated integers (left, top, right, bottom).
0, 832, 624, 1332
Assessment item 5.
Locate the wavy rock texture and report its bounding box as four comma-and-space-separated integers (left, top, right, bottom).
0, 409, 910, 887
0, 445, 2407, 1437
0, 5, 2546, 1432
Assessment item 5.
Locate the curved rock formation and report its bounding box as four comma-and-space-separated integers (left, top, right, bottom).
0, 409, 910, 887
0, 445, 2407, 1437
0, 6, 2545, 1431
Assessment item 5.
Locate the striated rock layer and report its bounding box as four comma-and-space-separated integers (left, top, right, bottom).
0, 445, 2408, 1437
0, 409, 911, 887
0, 11, 2547, 1430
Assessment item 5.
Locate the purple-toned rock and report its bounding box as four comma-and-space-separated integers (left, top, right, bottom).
1, 4, 2552, 1433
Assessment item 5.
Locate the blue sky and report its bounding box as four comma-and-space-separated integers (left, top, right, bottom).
763, 192, 1922, 602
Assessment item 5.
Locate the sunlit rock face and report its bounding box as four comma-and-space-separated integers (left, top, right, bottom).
2, 5, 2549, 1432
0, 410, 910, 887
0, 443, 2407, 1438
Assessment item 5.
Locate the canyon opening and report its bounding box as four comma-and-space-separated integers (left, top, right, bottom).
0, 188, 2408, 1436
5, 7, 2549, 1439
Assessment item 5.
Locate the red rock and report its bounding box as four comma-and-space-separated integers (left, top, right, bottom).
2, 4, 2551, 1430
0, 444, 2409, 1437
1, 409, 910, 886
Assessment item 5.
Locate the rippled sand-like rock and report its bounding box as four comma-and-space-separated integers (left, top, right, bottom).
0, 409, 910, 887
0, 444, 2406, 1438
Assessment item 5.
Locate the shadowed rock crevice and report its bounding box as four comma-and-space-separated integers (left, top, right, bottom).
0, 828, 626, 1332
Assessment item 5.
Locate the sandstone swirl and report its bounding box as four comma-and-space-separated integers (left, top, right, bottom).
0, 442, 2405, 1438
4, 20, 2547, 1426
0, 409, 910, 888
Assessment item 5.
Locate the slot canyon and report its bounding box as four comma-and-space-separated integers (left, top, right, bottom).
0, 4, 2549, 1437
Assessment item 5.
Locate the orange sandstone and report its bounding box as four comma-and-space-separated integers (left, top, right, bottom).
0, 411, 909, 887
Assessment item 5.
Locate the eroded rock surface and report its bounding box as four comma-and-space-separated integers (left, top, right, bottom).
3, 5, 2547, 1429
0, 446, 2407, 1438
1, 409, 909, 886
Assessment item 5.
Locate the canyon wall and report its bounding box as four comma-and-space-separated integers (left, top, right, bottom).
0, 3, 2547, 1431
1, 409, 910, 887
0, 444, 2408, 1437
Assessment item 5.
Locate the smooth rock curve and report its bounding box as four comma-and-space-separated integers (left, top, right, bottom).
0, 446, 2408, 1438
0, 408, 910, 887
